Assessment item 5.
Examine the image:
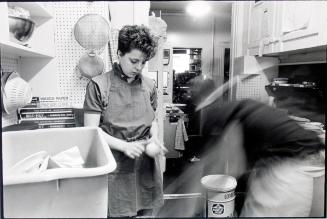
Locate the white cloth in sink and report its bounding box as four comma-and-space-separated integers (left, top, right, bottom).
9, 151, 48, 175
8, 146, 85, 175
50, 146, 85, 168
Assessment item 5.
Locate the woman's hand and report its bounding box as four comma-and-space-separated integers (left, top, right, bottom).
147, 136, 168, 156
148, 119, 168, 156
122, 141, 146, 159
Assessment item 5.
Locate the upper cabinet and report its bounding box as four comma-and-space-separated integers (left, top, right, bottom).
247, 1, 279, 56
275, 1, 327, 53
247, 1, 327, 56
0, 2, 54, 58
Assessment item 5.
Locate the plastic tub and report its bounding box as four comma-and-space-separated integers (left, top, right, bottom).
201, 174, 237, 217
2, 127, 117, 218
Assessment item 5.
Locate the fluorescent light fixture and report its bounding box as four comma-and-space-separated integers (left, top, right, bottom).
186, 1, 211, 17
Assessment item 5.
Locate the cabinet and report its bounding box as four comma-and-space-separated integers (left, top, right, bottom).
247, 1, 279, 56
0, 2, 57, 96
247, 1, 327, 56
275, 1, 327, 53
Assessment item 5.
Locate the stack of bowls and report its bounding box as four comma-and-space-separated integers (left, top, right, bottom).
8, 6, 35, 44
2, 72, 33, 114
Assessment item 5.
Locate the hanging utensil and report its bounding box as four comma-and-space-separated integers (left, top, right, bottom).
77, 53, 104, 79
73, 14, 110, 79
1, 71, 33, 114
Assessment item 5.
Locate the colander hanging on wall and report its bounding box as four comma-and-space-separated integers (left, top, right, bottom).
1, 71, 33, 114
73, 14, 110, 79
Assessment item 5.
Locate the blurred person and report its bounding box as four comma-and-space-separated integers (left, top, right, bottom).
83, 25, 165, 217
195, 95, 325, 216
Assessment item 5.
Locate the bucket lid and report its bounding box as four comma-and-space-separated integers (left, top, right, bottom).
201, 174, 237, 192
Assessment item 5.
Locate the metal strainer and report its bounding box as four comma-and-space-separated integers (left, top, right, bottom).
74, 14, 110, 51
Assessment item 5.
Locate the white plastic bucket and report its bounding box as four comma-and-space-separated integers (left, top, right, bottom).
2, 127, 117, 218
201, 175, 237, 217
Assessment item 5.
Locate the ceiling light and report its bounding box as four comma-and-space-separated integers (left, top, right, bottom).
186, 1, 211, 17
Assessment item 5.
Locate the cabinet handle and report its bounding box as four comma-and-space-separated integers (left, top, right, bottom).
262, 38, 271, 46
269, 37, 280, 44
258, 40, 264, 57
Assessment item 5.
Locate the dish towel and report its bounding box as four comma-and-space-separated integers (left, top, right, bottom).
175, 118, 188, 151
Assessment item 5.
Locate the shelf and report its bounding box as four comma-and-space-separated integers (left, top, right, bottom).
265, 84, 323, 98
278, 61, 327, 66
0, 40, 54, 58
7, 2, 53, 18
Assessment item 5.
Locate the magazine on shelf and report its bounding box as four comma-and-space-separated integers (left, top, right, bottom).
18, 107, 74, 114
19, 118, 76, 124
21, 96, 72, 109
38, 123, 76, 129
19, 112, 75, 119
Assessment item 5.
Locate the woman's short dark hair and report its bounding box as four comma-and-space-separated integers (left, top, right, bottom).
118, 25, 158, 61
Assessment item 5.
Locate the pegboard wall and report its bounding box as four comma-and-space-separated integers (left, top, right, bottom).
1, 55, 20, 127
235, 72, 276, 103
53, 2, 111, 106
1, 55, 19, 73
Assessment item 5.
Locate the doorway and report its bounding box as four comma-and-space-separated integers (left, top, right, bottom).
149, 1, 233, 217
172, 47, 202, 135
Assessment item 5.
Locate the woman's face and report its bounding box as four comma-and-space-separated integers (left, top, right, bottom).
118, 49, 147, 79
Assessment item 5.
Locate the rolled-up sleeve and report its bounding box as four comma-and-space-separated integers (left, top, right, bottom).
83, 80, 103, 113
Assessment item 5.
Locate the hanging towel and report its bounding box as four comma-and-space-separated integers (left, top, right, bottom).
175, 118, 188, 151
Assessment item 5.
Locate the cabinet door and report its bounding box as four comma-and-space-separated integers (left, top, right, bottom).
247, 1, 278, 56
247, 2, 263, 56
276, 1, 327, 52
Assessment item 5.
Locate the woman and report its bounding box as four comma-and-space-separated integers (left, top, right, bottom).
83, 25, 165, 217
198, 99, 325, 217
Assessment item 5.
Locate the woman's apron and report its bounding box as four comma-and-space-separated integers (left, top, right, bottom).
96, 70, 163, 217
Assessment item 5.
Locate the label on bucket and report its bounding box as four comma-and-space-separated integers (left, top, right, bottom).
207, 190, 235, 202
208, 200, 234, 217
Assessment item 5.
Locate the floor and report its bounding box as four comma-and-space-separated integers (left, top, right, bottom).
157, 157, 206, 217
155, 157, 247, 217
156, 135, 247, 217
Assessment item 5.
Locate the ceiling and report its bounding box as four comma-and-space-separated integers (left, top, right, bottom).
150, 1, 232, 16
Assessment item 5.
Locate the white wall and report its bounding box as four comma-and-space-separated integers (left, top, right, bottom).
162, 13, 231, 80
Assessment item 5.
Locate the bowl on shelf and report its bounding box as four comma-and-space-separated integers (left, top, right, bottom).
273, 77, 289, 85
8, 15, 35, 44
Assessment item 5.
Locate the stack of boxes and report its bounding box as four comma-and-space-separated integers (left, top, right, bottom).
17, 96, 76, 129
